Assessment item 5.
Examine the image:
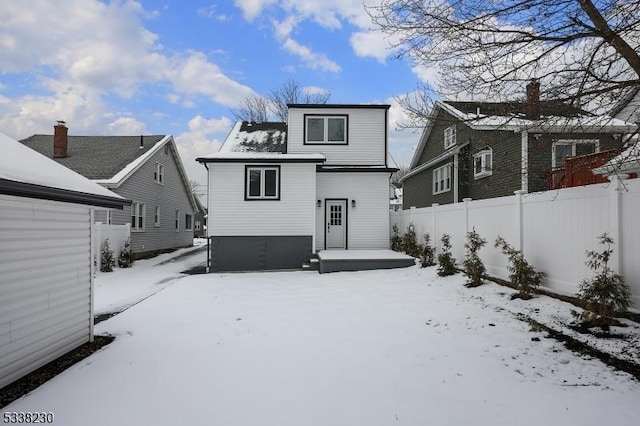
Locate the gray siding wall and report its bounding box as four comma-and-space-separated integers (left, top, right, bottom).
527, 132, 621, 192
405, 108, 623, 208
108, 143, 194, 255
0, 195, 92, 388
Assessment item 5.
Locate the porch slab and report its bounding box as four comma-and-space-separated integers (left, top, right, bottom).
316, 250, 416, 273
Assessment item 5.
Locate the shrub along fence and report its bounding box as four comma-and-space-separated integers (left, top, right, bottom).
92, 222, 130, 272
391, 176, 640, 310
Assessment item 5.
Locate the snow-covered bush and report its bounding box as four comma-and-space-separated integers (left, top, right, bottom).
100, 239, 115, 272
118, 238, 134, 268
578, 233, 630, 322
463, 228, 486, 287
419, 233, 436, 267
437, 234, 457, 277
495, 236, 545, 299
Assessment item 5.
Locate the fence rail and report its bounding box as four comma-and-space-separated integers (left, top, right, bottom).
392, 176, 640, 310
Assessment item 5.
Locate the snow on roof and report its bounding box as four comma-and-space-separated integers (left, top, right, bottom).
440, 101, 637, 132
593, 142, 640, 175
219, 121, 287, 153
0, 132, 124, 200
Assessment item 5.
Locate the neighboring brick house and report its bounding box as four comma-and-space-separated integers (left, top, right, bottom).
21, 122, 198, 258
401, 81, 636, 208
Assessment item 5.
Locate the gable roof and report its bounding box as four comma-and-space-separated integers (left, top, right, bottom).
0, 133, 128, 209
20, 134, 166, 180
408, 100, 637, 169
20, 132, 198, 212
219, 121, 287, 154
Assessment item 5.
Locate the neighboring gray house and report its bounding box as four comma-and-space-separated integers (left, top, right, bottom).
198, 105, 400, 272
402, 81, 636, 208
0, 132, 128, 388
21, 122, 198, 259
193, 195, 207, 238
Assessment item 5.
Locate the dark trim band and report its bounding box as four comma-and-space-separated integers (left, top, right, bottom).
0, 179, 130, 209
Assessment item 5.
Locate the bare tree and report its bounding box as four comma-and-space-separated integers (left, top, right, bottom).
231, 94, 270, 123
231, 79, 331, 122
268, 79, 331, 122
369, 0, 640, 125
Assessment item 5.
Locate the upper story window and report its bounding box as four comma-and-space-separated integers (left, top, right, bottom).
245, 166, 280, 200
154, 162, 164, 184
444, 125, 456, 149
305, 115, 348, 144
474, 149, 493, 179
552, 139, 599, 169
131, 202, 145, 232
433, 163, 452, 195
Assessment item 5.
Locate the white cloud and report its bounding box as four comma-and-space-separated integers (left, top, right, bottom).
234, 0, 278, 21
0, 1, 253, 141
303, 86, 329, 96
350, 30, 397, 63
282, 38, 341, 73
198, 4, 231, 21
167, 52, 255, 106
175, 115, 233, 187
108, 117, 147, 135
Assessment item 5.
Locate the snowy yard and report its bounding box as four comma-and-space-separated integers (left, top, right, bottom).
5, 250, 640, 426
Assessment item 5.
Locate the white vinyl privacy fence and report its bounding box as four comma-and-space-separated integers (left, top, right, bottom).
92, 222, 130, 271
391, 176, 640, 310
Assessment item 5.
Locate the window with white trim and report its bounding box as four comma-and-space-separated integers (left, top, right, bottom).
154, 162, 164, 184
131, 202, 145, 231
444, 125, 456, 149
551, 139, 599, 168
305, 115, 347, 144
175, 210, 180, 232
474, 149, 493, 179
185, 214, 193, 231
433, 163, 452, 194
246, 166, 280, 200
195, 221, 201, 231
154, 206, 160, 227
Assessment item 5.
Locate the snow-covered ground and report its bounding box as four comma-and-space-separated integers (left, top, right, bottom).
6, 250, 640, 426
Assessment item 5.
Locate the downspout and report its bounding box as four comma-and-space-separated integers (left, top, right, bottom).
453, 152, 459, 203
521, 130, 529, 193
203, 162, 211, 273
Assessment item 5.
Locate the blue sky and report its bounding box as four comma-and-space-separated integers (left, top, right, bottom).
1, 0, 427, 186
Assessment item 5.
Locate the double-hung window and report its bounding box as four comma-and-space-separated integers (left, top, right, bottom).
175, 210, 180, 232
154, 206, 161, 227
433, 163, 452, 194
444, 125, 456, 149
305, 115, 347, 144
245, 166, 280, 200
185, 214, 193, 231
131, 202, 145, 231
154, 162, 164, 184
474, 149, 493, 179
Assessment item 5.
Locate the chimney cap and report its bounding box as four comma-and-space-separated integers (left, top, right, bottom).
55, 120, 66, 126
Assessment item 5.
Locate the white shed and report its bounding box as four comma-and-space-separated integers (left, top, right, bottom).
0, 133, 128, 388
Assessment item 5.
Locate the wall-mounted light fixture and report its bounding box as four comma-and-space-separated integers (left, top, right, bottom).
351, 199, 356, 208
317, 200, 322, 207
533, 133, 542, 139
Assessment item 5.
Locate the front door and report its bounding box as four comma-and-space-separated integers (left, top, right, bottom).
326, 200, 347, 249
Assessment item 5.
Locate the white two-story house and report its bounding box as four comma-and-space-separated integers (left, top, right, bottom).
197, 104, 400, 272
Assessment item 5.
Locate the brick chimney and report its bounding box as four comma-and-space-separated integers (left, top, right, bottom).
53, 121, 68, 158
525, 79, 540, 119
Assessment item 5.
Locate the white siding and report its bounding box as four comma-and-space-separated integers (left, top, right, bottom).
287, 107, 387, 165
208, 162, 317, 236
0, 194, 92, 388
316, 172, 390, 250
